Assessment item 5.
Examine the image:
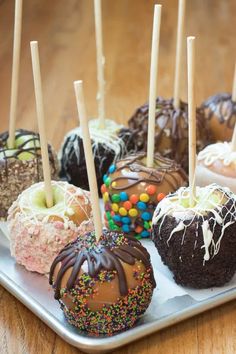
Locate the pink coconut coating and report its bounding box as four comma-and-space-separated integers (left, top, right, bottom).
8, 216, 93, 274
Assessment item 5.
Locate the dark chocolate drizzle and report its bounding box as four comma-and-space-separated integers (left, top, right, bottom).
128, 97, 209, 171
110, 152, 188, 191
0, 129, 57, 181
202, 93, 236, 128
49, 230, 156, 300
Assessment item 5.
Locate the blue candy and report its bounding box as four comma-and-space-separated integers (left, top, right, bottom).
141, 212, 152, 221
140, 230, 150, 238
113, 215, 121, 222
137, 201, 147, 210
120, 192, 128, 201
121, 216, 131, 224
122, 224, 130, 233
108, 164, 116, 174
103, 174, 108, 183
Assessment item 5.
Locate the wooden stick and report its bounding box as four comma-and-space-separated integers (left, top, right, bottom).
94, 0, 105, 129
146, 4, 162, 168
8, 0, 23, 148
74, 80, 103, 242
232, 61, 236, 102
30, 41, 53, 208
187, 36, 196, 207
173, 0, 186, 109
231, 124, 236, 151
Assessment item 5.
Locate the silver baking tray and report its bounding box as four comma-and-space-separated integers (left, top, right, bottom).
1, 229, 236, 354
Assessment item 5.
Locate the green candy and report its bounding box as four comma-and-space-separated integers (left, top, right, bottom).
111, 194, 120, 203
144, 221, 150, 230
106, 212, 112, 220
105, 177, 111, 187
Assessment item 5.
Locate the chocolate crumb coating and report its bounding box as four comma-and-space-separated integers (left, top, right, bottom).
128, 97, 210, 171
60, 126, 138, 196
0, 129, 59, 219
152, 185, 236, 288
49, 230, 155, 335
202, 93, 236, 142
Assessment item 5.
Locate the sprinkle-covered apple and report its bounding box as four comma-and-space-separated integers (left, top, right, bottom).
0, 129, 59, 219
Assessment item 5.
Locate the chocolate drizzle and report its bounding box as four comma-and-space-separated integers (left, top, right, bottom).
0, 129, 57, 181
111, 152, 188, 191
202, 93, 236, 128
128, 97, 209, 171
49, 230, 156, 300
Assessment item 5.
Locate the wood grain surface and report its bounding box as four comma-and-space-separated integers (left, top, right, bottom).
0, 0, 236, 353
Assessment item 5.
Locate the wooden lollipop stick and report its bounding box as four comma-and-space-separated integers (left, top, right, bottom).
30, 41, 53, 208
231, 124, 236, 151
8, 0, 23, 148
94, 0, 105, 129
146, 4, 162, 168
173, 0, 186, 109
187, 36, 196, 207
232, 61, 236, 102
74, 80, 103, 242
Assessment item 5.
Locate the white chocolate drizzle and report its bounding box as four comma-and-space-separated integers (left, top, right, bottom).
59, 119, 132, 171
152, 184, 236, 264
197, 142, 236, 166
8, 181, 92, 228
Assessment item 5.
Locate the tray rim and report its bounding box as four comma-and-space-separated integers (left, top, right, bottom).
1, 268, 236, 353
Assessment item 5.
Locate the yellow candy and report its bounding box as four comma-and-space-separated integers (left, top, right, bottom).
129, 208, 138, 217
140, 193, 150, 202
103, 192, 109, 202
112, 203, 119, 212
112, 181, 117, 188
119, 207, 127, 216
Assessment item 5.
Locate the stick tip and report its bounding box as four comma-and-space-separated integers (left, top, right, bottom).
30, 41, 38, 49
187, 36, 195, 42
154, 4, 162, 11
74, 80, 83, 90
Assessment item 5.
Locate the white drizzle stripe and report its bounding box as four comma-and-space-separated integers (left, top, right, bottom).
59, 119, 130, 171
197, 142, 236, 166
7, 181, 92, 226
152, 184, 236, 263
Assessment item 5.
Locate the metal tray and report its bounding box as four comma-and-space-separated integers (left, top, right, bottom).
1, 230, 236, 354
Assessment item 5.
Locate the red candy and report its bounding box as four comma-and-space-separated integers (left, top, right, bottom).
130, 194, 139, 204
157, 193, 166, 202
135, 225, 143, 233
146, 185, 157, 195
123, 201, 132, 210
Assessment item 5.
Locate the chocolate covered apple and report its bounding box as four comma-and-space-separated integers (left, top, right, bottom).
128, 97, 209, 171
8, 181, 93, 274
49, 229, 156, 335
59, 119, 138, 195
101, 152, 187, 239
0, 129, 59, 219
152, 184, 236, 288
202, 93, 236, 143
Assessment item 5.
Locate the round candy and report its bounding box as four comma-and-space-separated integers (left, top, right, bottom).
146, 185, 157, 195
135, 225, 143, 233
113, 215, 121, 222
141, 212, 152, 221
111, 194, 120, 203
120, 192, 129, 201
157, 193, 166, 202
119, 207, 128, 216
103, 192, 109, 202
130, 194, 139, 204
140, 230, 150, 238
137, 201, 147, 210
109, 164, 116, 174
129, 208, 138, 217
121, 216, 131, 224
122, 224, 130, 233
111, 203, 119, 212
140, 193, 150, 203
101, 184, 107, 194
123, 201, 132, 210
105, 177, 111, 187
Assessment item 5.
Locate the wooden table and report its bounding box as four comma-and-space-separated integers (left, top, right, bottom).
0, 0, 236, 353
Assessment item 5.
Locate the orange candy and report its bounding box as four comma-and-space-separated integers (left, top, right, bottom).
135, 225, 143, 233
146, 185, 157, 195
157, 192, 166, 202
123, 201, 132, 210
130, 194, 139, 204
101, 184, 107, 194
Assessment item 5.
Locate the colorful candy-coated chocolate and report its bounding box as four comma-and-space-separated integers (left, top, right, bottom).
157, 192, 166, 202
121, 216, 131, 224
140, 193, 150, 202
112, 203, 119, 212
108, 164, 116, 174
129, 194, 139, 204
120, 192, 129, 201
111, 194, 120, 203
146, 185, 157, 195
129, 208, 138, 217
119, 207, 128, 216
101, 184, 107, 194
137, 201, 147, 210
123, 201, 132, 210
